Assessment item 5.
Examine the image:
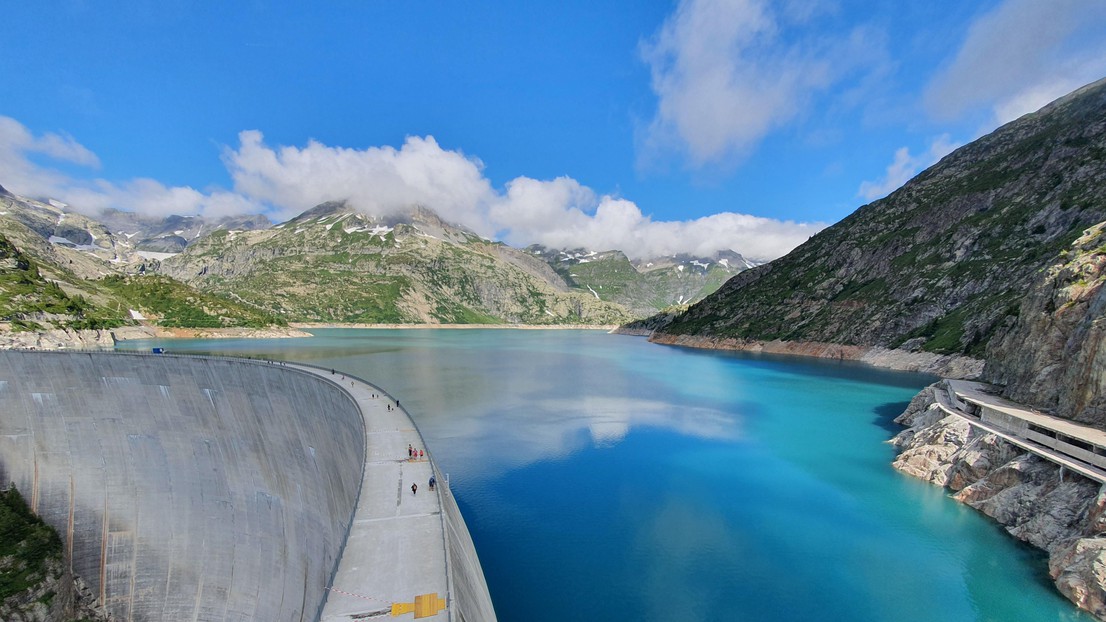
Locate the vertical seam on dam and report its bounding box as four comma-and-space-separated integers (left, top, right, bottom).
0, 349, 496, 622
0, 350, 366, 621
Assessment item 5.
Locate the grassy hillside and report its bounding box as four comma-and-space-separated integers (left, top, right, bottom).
158, 208, 633, 325
657, 78, 1106, 356
96, 274, 287, 328
0, 487, 62, 602
0, 234, 121, 331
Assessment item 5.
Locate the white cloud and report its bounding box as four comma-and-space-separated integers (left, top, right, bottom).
857, 135, 959, 202
493, 177, 822, 261
0, 116, 100, 198
0, 115, 260, 219
223, 130, 497, 229
638, 0, 880, 168
61, 180, 261, 219
0, 116, 100, 169
221, 131, 823, 260
0, 116, 820, 260
925, 0, 1106, 125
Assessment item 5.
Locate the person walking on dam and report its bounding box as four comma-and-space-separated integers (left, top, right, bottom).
411, 483, 418, 495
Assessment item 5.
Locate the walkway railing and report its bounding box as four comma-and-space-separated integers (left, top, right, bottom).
933, 381, 1106, 484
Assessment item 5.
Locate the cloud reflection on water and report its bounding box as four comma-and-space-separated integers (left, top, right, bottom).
423, 395, 742, 480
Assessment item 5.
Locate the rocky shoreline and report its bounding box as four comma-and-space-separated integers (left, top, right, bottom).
0, 323, 618, 351
0, 325, 313, 350
892, 382, 1106, 620
291, 322, 619, 330
633, 331, 985, 379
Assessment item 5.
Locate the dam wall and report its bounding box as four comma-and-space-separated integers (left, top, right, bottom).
436, 477, 497, 622
0, 351, 366, 621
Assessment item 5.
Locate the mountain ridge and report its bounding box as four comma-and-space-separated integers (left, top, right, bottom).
0, 189, 755, 328
648, 76, 1106, 376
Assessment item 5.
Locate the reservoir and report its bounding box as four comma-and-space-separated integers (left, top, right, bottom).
118, 329, 1090, 621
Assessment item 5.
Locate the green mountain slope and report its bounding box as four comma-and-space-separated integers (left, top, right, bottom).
156, 204, 633, 324
0, 190, 289, 330
0, 233, 118, 331
655, 77, 1106, 356
529, 246, 748, 317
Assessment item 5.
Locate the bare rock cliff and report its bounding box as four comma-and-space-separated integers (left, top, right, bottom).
891, 383, 1106, 619
984, 222, 1106, 426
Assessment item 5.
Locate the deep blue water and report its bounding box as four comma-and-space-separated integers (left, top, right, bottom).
117, 329, 1091, 621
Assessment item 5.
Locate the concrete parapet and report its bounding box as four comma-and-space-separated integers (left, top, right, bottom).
437, 478, 497, 622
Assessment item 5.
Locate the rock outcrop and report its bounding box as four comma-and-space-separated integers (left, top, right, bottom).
984, 222, 1106, 427
0, 328, 115, 350
892, 383, 1106, 619
0, 558, 113, 622
0, 488, 111, 622
648, 333, 985, 378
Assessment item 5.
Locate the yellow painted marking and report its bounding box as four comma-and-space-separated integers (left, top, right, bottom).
391, 593, 447, 618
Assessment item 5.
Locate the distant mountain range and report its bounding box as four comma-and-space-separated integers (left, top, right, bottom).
0, 186, 751, 328
528, 245, 754, 317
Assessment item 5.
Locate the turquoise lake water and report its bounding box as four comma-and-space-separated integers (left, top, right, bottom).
117, 329, 1091, 621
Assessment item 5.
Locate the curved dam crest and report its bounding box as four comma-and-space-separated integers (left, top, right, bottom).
0, 350, 495, 622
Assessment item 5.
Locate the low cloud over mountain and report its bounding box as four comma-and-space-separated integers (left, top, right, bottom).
0, 117, 823, 261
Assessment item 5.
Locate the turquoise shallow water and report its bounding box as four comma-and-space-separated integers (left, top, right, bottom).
117, 329, 1091, 621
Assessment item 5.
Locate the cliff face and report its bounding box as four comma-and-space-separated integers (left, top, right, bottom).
984, 222, 1106, 426
656, 78, 1106, 361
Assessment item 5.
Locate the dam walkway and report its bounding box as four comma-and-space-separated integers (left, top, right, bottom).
289, 364, 452, 622
935, 379, 1106, 484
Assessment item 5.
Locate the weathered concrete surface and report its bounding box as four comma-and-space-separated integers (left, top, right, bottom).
0, 351, 365, 621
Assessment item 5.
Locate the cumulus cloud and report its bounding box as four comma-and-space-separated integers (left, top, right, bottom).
857, 135, 959, 201
61, 180, 261, 219
0, 116, 100, 198
220, 130, 823, 260
223, 131, 497, 229
925, 0, 1106, 125
638, 0, 880, 168
492, 177, 821, 261
1, 116, 820, 260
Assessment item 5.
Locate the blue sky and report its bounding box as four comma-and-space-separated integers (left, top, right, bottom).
2, 1, 1105, 260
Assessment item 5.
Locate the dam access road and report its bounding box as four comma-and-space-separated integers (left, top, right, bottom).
0, 350, 496, 622
296, 361, 494, 622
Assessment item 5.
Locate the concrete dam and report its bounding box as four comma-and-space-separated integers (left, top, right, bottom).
0, 350, 497, 622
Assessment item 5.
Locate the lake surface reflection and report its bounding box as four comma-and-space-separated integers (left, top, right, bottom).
117, 329, 1091, 621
